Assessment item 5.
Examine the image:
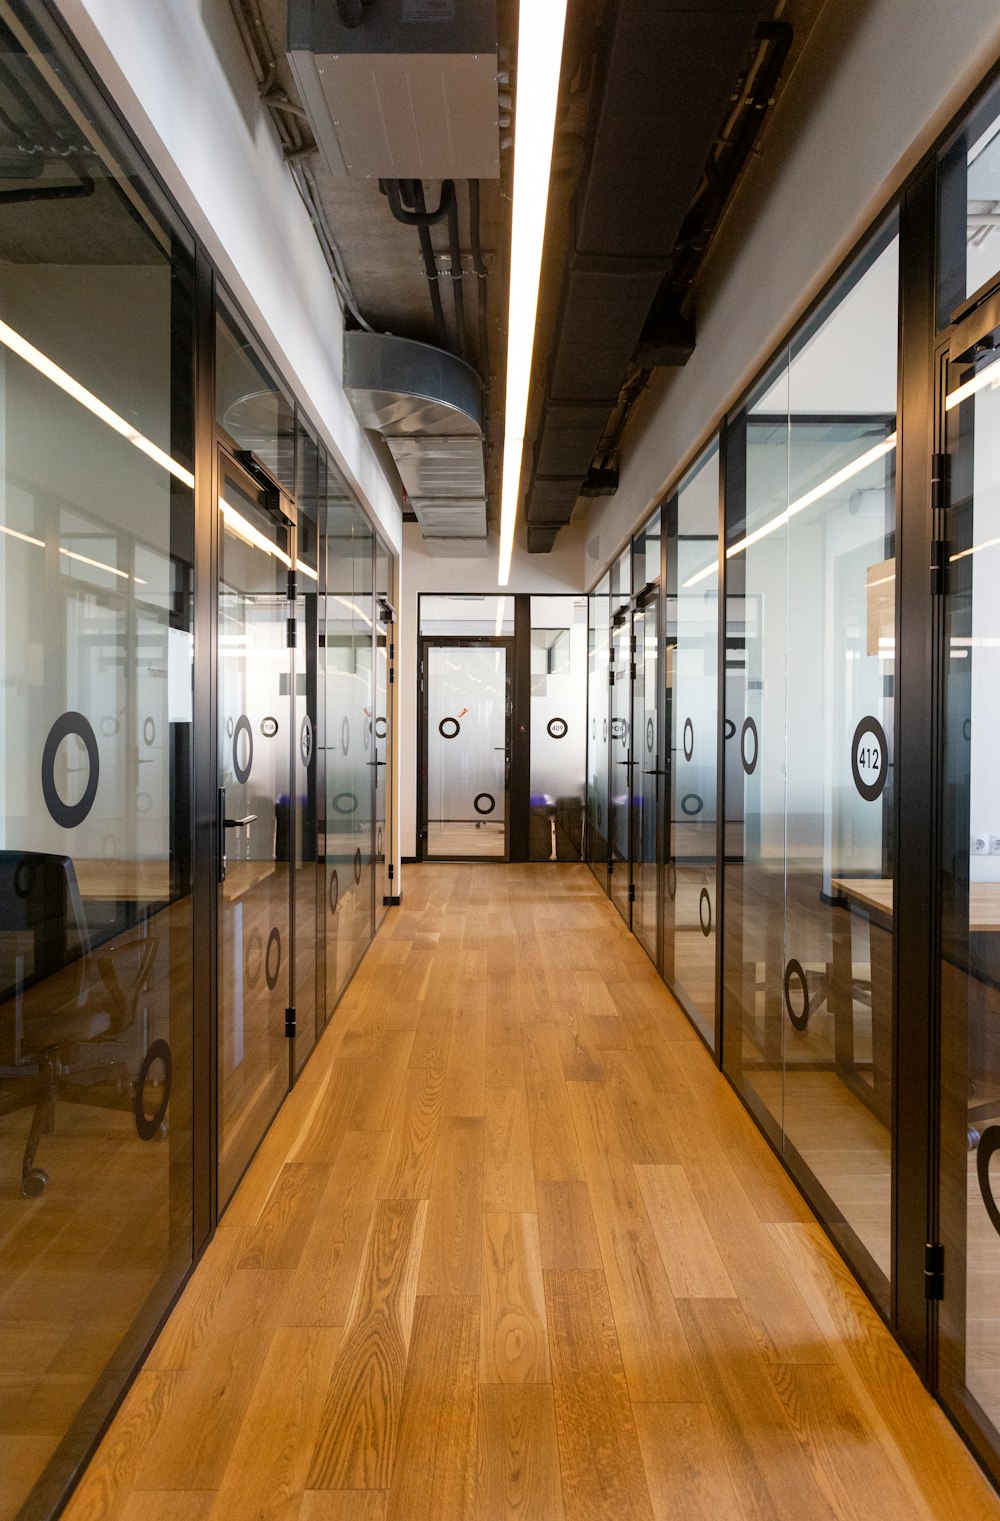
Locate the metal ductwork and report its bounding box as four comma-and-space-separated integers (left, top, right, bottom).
344, 332, 487, 542
525, 0, 768, 554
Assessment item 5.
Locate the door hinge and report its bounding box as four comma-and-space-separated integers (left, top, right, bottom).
285, 1006, 296, 1039
286, 617, 297, 647
287, 568, 297, 601
924, 1241, 944, 1300
630, 663, 636, 681
388, 862, 395, 881
628, 882, 636, 903
389, 666, 395, 685
930, 453, 948, 596
608, 670, 615, 688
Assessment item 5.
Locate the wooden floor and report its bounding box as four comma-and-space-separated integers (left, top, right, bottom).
62, 864, 1000, 1521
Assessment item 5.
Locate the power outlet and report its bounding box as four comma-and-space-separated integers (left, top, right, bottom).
990, 836, 1000, 855
972, 832, 989, 855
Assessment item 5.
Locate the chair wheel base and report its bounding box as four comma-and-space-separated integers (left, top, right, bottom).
21, 1168, 48, 1198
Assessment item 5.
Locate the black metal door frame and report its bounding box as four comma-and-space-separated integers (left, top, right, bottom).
417, 633, 515, 862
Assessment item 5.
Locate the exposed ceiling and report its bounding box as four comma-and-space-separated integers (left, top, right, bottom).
228, 0, 830, 559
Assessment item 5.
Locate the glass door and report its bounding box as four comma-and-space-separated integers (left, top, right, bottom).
423, 640, 510, 859
937, 307, 1000, 1463
633, 590, 660, 963
374, 544, 393, 924
217, 451, 292, 1208
609, 611, 633, 924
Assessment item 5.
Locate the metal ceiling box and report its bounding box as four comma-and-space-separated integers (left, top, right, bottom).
287, 0, 500, 180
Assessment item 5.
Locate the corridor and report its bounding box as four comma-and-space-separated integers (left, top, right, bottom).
61, 866, 1000, 1521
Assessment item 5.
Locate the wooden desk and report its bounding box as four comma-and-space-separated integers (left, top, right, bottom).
833, 877, 1000, 933
73, 859, 171, 903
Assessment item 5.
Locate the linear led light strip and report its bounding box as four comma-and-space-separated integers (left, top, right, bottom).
497, 0, 569, 588
682, 433, 898, 587
0, 518, 147, 583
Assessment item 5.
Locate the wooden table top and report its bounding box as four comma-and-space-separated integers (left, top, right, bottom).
833, 876, 1000, 933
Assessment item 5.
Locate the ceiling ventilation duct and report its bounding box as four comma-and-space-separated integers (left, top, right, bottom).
524, 0, 768, 553
344, 331, 487, 542
286, 0, 500, 181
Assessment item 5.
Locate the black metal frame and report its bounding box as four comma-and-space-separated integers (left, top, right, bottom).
416, 632, 515, 863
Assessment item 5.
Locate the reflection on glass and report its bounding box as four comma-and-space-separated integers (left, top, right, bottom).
939, 339, 1000, 1442
216, 294, 295, 492
293, 426, 321, 1072
374, 540, 392, 926
529, 597, 587, 861
426, 645, 508, 858
723, 228, 899, 1300
665, 443, 719, 1042
939, 78, 1000, 323
420, 594, 514, 636
324, 493, 374, 1000
631, 517, 660, 965
218, 466, 290, 1206
609, 608, 633, 926
587, 577, 610, 875
0, 7, 195, 1513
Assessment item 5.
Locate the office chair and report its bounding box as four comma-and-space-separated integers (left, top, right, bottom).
0, 851, 158, 1197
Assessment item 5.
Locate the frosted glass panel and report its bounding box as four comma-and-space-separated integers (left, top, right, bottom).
426, 644, 507, 857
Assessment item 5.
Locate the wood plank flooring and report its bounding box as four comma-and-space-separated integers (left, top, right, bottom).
62, 864, 1000, 1521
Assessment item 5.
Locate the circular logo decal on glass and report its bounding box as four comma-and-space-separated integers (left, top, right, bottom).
245, 928, 263, 989
603, 719, 608, 742
964, 718, 972, 742
547, 717, 568, 740
683, 718, 694, 763
301, 714, 313, 767
699, 888, 712, 937
646, 718, 654, 753
740, 717, 758, 776
666, 859, 677, 901
723, 718, 736, 740
851, 716, 888, 802
13, 858, 35, 900
133, 1039, 172, 1141
42, 712, 100, 829
260, 715, 279, 739
143, 716, 156, 747
364, 719, 371, 753
265, 927, 282, 991
680, 793, 703, 816
332, 791, 358, 816
474, 792, 496, 816
375, 716, 388, 741
227, 716, 234, 738
341, 716, 350, 756
976, 1126, 1000, 1238
784, 959, 810, 1032
232, 715, 253, 784
376, 826, 383, 857
329, 869, 339, 915
592, 719, 596, 740
439, 717, 461, 739
354, 847, 362, 884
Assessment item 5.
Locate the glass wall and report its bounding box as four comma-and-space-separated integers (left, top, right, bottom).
724, 224, 899, 1301
529, 596, 587, 861
665, 442, 719, 1044
0, 8, 196, 1515
631, 519, 661, 962
586, 575, 610, 875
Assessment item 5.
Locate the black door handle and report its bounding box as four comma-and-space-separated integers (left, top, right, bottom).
224, 814, 258, 828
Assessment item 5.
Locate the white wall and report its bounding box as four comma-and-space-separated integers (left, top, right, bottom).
399, 523, 586, 857
53, 0, 402, 557
583, 0, 1000, 583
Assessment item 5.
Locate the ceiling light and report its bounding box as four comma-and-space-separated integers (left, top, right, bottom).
0, 318, 195, 489
497, 0, 569, 588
